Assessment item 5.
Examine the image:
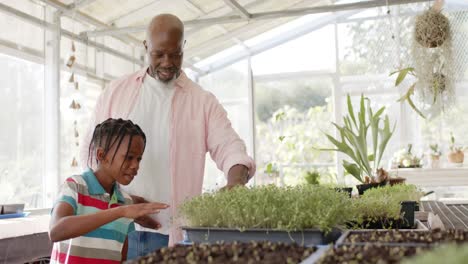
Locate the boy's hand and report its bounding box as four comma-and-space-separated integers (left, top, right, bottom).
120, 202, 169, 219
130, 194, 148, 204
135, 215, 162, 229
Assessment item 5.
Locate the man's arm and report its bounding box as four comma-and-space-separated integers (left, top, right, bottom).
204, 93, 256, 187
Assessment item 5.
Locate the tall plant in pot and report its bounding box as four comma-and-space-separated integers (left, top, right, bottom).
322, 94, 396, 195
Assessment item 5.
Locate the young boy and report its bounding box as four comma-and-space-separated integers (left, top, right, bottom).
49, 118, 169, 263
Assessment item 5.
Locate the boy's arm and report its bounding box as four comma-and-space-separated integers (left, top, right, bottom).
49, 202, 168, 242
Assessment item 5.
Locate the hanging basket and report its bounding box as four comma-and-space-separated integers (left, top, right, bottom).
414, 9, 450, 48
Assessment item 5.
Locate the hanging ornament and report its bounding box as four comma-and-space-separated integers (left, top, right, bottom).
74, 82, 79, 90
71, 41, 76, 52
71, 157, 78, 167
66, 55, 76, 68
69, 72, 75, 83
70, 100, 81, 110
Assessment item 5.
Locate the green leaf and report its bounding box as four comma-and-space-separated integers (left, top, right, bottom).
396, 83, 426, 119
407, 95, 426, 119
265, 163, 273, 174
391, 67, 415, 87
358, 95, 366, 130
279, 136, 285, 142
376, 115, 396, 168
368, 154, 375, 162
373, 107, 385, 120
347, 95, 357, 128
275, 112, 285, 121
343, 160, 363, 183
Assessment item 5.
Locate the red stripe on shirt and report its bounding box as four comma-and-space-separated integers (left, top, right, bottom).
51, 249, 120, 264
77, 192, 122, 210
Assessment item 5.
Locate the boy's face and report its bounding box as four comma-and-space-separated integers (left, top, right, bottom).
99, 135, 145, 185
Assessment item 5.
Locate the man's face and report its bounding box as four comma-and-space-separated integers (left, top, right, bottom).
145, 31, 184, 83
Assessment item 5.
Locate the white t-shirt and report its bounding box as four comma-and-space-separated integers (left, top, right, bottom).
123, 73, 175, 234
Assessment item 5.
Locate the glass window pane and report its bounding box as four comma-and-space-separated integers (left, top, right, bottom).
254, 77, 336, 186
200, 60, 253, 191
251, 25, 335, 75
0, 13, 44, 53
0, 54, 44, 208
199, 60, 249, 100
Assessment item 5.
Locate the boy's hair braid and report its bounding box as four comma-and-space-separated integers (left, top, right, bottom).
87, 118, 146, 168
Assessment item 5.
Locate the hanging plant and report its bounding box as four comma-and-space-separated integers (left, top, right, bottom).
414, 9, 450, 48
392, 2, 455, 119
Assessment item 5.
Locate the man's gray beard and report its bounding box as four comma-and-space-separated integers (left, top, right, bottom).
149, 68, 180, 85
149, 72, 177, 88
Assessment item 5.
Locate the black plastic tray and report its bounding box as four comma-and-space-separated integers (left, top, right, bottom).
335, 228, 436, 248
182, 227, 342, 246
300, 245, 330, 264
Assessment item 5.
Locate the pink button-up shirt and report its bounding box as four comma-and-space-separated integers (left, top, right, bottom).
80, 67, 256, 245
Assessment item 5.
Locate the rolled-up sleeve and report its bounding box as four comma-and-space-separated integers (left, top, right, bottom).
205, 93, 256, 179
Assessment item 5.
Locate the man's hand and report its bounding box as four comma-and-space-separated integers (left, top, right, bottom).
221, 164, 249, 191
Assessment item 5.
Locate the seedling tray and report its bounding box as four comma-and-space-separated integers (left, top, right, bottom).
300, 245, 330, 264
335, 227, 467, 247
182, 227, 342, 246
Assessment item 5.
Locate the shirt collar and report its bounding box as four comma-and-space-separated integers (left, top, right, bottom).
82, 169, 125, 203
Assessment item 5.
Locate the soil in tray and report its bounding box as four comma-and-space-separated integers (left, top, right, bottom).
316, 244, 430, 264
343, 229, 468, 244
346, 218, 413, 229
126, 241, 316, 264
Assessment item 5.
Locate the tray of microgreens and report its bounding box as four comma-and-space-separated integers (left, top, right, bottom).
178, 185, 352, 246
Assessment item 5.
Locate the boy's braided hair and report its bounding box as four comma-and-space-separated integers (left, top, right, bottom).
87, 118, 146, 168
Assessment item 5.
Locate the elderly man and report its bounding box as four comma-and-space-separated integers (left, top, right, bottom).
80, 14, 255, 259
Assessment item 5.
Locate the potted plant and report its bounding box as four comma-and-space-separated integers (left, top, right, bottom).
393, 144, 423, 169
322, 94, 395, 195
428, 144, 442, 168
348, 184, 424, 229
448, 132, 464, 165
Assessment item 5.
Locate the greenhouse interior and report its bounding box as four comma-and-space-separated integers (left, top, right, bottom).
1, 0, 468, 263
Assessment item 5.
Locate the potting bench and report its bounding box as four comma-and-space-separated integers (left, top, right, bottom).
0, 214, 51, 263
420, 201, 468, 230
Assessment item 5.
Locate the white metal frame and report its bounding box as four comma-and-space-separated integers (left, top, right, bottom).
82, 0, 432, 37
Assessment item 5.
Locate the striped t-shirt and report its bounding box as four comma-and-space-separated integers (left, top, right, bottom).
50, 169, 135, 264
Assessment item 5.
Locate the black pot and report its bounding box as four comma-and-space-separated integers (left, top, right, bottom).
356, 182, 386, 195
334, 187, 353, 198
400, 201, 416, 228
